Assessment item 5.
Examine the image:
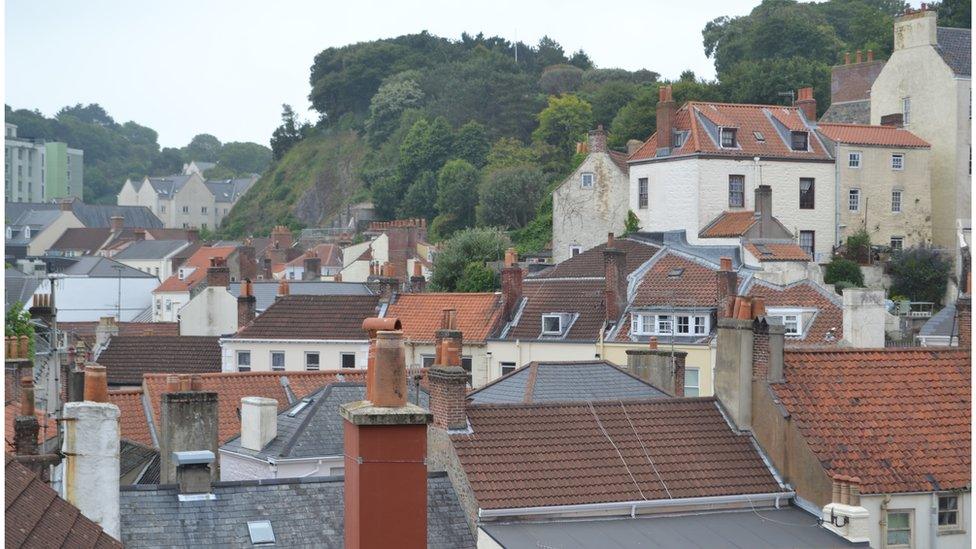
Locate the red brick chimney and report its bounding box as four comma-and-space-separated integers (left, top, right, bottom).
501, 248, 523, 322
956, 296, 971, 348
109, 215, 124, 233
237, 279, 257, 327
428, 309, 468, 430
588, 125, 608, 153
716, 257, 737, 319
409, 262, 426, 293
844, 52, 851, 65
855, 50, 863, 63
206, 257, 230, 288
656, 85, 676, 153
340, 329, 431, 549
186, 227, 200, 243
134, 229, 146, 241
603, 233, 628, 323
238, 241, 256, 282
14, 377, 38, 457
794, 87, 817, 121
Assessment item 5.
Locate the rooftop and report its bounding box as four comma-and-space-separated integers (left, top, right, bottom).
817, 123, 931, 148
744, 242, 811, 262
468, 361, 668, 405
226, 280, 373, 313
234, 294, 381, 340
773, 347, 970, 494
60, 256, 156, 278
386, 292, 506, 344
112, 239, 189, 260
59, 321, 179, 348
530, 236, 659, 279
937, 26, 971, 77
95, 336, 222, 386
744, 278, 844, 345
5, 200, 163, 229
154, 246, 235, 293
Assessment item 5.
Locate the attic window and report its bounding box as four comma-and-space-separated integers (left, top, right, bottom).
790, 131, 809, 151
580, 172, 594, 189
672, 132, 686, 148
247, 520, 276, 545
667, 267, 685, 279
753, 131, 765, 142
720, 127, 737, 148
541, 314, 563, 335
753, 244, 774, 257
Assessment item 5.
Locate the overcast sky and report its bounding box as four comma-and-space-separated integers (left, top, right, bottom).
4, 0, 905, 148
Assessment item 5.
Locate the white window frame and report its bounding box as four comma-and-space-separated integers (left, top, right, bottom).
891, 190, 903, 213
305, 351, 320, 371
849, 188, 860, 212
632, 313, 709, 336
767, 308, 810, 337
421, 355, 435, 368
885, 509, 913, 548
569, 245, 582, 257
891, 154, 904, 171
937, 493, 964, 534
541, 314, 563, 335
638, 178, 648, 209
728, 174, 745, 208
237, 351, 251, 372
848, 151, 861, 168
720, 127, 737, 148
340, 352, 356, 369
684, 367, 700, 397
270, 351, 285, 371
500, 362, 517, 376
790, 130, 809, 152
182, 205, 190, 214
890, 236, 904, 252
580, 172, 594, 189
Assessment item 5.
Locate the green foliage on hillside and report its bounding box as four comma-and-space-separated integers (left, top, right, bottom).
4, 104, 272, 204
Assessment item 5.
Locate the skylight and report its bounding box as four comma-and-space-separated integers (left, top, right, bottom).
247, 520, 275, 545
753, 131, 765, 142
286, 398, 313, 418
667, 268, 685, 279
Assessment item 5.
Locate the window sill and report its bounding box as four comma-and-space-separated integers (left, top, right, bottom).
937, 528, 966, 536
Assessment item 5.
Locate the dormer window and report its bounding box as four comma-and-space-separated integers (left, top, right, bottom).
790, 131, 809, 151
580, 172, 594, 189
672, 132, 686, 148
720, 127, 737, 148
541, 314, 563, 335
23, 226, 30, 240
5, 226, 12, 239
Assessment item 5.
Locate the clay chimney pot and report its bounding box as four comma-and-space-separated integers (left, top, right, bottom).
371, 331, 407, 408
83, 364, 109, 403
648, 336, 658, 350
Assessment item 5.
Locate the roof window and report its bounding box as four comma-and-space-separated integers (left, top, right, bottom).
247, 520, 276, 545
753, 131, 765, 142
720, 127, 737, 148
667, 267, 685, 279
286, 397, 313, 418
790, 131, 809, 151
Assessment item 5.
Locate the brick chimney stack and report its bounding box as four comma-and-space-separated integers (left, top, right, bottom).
14, 377, 39, 457
410, 261, 426, 293
206, 257, 230, 288
588, 125, 608, 153
238, 241, 256, 282
159, 375, 219, 484
237, 279, 257, 327
134, 228, 146, 241
625, 348, 687, 397
956, 295, 971, 348
186, 227, 200, 243
656, 85, 676, 154
501, 248, 523, 322
603, 233, 628, 323
302, 252, 321, 281
109, 215, 124, 233
340, 328, 432, 549
794, 87, 817, 121
429, 309, 468, 430
755, 185, 774, 237
262, 257, 273, 280
277, 279, 290, 298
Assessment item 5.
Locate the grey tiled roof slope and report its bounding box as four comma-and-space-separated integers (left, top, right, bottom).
60, 256, 156, 278
120, 438, 158, 480
919, 302, 958, 337
205, 177, 257, 202
222, 382, 429, 460
113, 239, 188, 260
938, 27, 972, 76
96, 336, 222, 385
4, 201, 164, 229
468, 361, 667, 404
119, 473, 475, 548
820, 100, 871, 124
227, 280, 373, 312
4, 269, 40, 314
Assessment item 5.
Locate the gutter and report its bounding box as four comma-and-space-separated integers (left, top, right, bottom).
477, 491, 796, 520
219, 338, 369, 345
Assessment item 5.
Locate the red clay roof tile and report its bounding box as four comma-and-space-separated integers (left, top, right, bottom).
235, 294, 380, 340
386, 293, 505, 343
817, 123, 930, 148
746, 279, 843, 345
744, 242, 811, 262
107, 389, 154, 447
154, 246, 235, 293
699, 211, 759, 238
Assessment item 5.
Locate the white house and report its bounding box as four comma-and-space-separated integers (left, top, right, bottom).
32, 256, 158, 322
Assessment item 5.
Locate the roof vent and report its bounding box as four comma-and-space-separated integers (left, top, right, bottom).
247, 520, 276, 545
667, 267, 685, 279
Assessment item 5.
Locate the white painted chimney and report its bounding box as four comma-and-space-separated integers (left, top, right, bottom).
240, 396, 278, 451
61, 400, 121, 540
842, 288, 885, 348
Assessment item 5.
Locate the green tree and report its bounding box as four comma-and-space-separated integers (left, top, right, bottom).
539, 64, 584, 95
485, 137, 536, 171
454, 121, 491, 168
888, 247, 953, 305
568, 50, 594, 70
218, 142, 272, 175
398, 170, 438, 219
536, 36, 568, 66
371, 174, 407, 220
609, 87, 657, 147
365, 78, 425, 146
270, 104, 310, 161
584, 81, 639, 130
4, 302, 34, 358
184, 134, 222, 162
435, 159, 480, 233
532, 95, 593, 164
398, 117, 453, 182
824, 257, 865, 289
429, 227, 510, 291
477, 166, 546, 229
625, 210, 641, 234
720, 57, 829, 112
935, 0, 971, 28
456, 262, 499, 292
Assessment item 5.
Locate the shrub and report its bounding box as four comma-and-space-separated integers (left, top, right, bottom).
625, 210, 641, 234
455, 262, 499, 292
833, 280, 858, 295
824, 257, 864, 287
844, 229, 871, 263
888, 246, 952, 305
429, 227, 510, 291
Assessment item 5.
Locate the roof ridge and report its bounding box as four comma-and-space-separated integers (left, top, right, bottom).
468, 396, 717, 410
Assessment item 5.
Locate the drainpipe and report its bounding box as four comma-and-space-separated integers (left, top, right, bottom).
834, 152, 842, 247
929, 493, 937, 549
880, 494, 891, 545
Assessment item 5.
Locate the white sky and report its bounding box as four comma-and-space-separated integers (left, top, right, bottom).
4, 0, 918, 148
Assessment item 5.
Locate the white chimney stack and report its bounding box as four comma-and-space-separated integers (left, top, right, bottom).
61, 400, 121, 540
842, 288, 885, 348
240, 397, 278, 451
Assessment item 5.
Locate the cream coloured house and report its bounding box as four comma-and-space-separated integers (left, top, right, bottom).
817, 123, 932, 249
117, 172, 255, 230
628, 87, 836, 261
870, 9, 971, 262
551, 126, 630, 262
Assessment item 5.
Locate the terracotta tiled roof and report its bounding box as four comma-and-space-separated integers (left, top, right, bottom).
630, 102, 832, 162
607, 150, 630, 174
59, 321, 180, 348
699, 211, 759, 238
142, 370, 365, 443
452, 398, 782, 509
5, 455, 123, 548
745, 279, 843, 345
773, 348, 971, 494
817, 123, 930, 148
532, 238, 659, 279
4, 404, 58, 452
502, 279, 607, 341
386, 293, 505, 343
108, 389, 153, 447
235, 294, 380, 340
96, 336, 221, 386
154, 246, 235, 293
283, 244, 343, 269
744, 242, 811, 262
631, 252, 729, 309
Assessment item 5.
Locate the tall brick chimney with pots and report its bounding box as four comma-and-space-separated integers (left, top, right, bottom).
340, 329, 432, 549
410, 261, 426, 293
206, 257, 230, 288
588, 125, 608, 153
956, 295, 971, 348
428, 309, 468, 430
238, 241, 256, 282
603, 233, 628, 323
656, 85, 675, 154
716, 257, 737, 319
501, 248, 523, 322
238, 279, 257, 328
794, 87, 817, 121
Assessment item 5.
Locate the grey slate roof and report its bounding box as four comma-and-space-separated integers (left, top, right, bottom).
205, 177, 257, 203
5, 210, 62, 244
820, 100, 871, 124
60, 256, 156, 278
120, 439, 158, 482
5, 268, 40, 314
119, 472, 475, 548
113, 239, 189, 260
480, 507, 862, 548
468, 361, 668, 405
147, 175, 193, 197
222, 382, 429, 460
4, 201, 164, 229
919, 302, 959, 338
937, 27, 972, 77
227, 281, 373, 312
